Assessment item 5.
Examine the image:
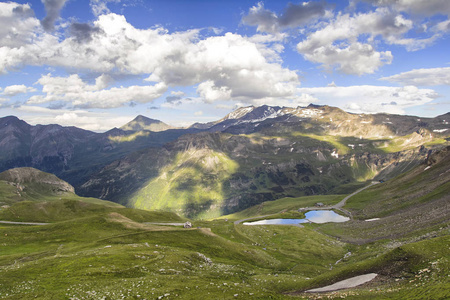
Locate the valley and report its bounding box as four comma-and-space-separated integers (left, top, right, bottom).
0, 105, 449, 299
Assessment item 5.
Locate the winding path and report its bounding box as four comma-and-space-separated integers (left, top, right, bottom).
0, 220, 49, 225
234, 181, 379, 225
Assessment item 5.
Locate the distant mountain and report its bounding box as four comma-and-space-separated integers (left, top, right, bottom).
0, 116, 194, 189
120, 115, 173, 132
192, 104, 450, 136
80, 105, 450, 218
0, 116, 96, 173
1, 106, 449, 218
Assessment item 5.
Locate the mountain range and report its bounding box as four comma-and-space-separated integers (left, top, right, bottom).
1, 105, 449, 218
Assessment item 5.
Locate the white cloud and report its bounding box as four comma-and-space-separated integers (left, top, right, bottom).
0, 11, 300, 105
297, 85, 439, 114
364, 0, 450, 16
28, 73, 167, 108
299, 42, 393, 75
242, 1, 329, 33
17, 105, 132, 131
194, 110, 203, 116
170, 91, 186, 97
0, 2, 40, 49
380, 67, 450, 86
197, 80, 232, 102
90, 0, 121, 16
2, 84, 36, 96
296, 7, 445, 74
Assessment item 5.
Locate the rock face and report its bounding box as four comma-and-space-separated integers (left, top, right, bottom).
0, 167, 75, 194
0, 115, 192, 189
183, 221, 192, 228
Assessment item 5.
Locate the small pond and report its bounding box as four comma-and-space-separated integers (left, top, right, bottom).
243, 210, 350, 226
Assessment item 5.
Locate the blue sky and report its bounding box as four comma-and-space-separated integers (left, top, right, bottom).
0, 0, 449, 131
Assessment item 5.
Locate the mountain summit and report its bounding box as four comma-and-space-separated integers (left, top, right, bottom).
120, 115, 173, 132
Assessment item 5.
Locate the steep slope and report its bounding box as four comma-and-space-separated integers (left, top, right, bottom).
319, 146, 450, 243
0, 116, 196, 189
120, 115, 174, 132
81, 123, 443, 219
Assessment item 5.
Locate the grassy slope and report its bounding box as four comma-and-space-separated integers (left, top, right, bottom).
0, 151, 448, 299
130, 148, 239, 220
1, 204, 448, 299
127, 128, 439, 220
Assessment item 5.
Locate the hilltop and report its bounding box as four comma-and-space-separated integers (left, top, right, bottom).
120, 115, 174, 132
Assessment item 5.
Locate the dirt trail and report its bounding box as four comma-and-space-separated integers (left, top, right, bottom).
0, 220, 49, 225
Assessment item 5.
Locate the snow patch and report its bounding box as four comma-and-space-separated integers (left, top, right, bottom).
226, 106, 255, 120
365, 218, 380, 222
331, 150, 339, 158
433, 129, 448, 133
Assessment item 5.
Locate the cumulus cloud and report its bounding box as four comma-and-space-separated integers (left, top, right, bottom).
197, 80, 232, 102
40, 0, 68, 31
2, 84, 36, 96
0, 11, 300, 105
28, 73, 167, 108
297, 85, 439, 114
242, 1, 329, 33
90, 0, 121, 17
17, 105, 132, 131
299, 42, 393, 75
69, 22, 103, 43
380, 67, 450, 86
362, 0, 450, 16
0, 2, 39, 48
295, 7, 444, 74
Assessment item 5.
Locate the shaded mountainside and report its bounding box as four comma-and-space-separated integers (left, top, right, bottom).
80, 124, 446, 219
0, 167, 183, 223
0, 116, 197, 188
2, 106, 449, 219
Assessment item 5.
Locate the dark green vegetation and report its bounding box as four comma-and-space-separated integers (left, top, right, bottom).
0, 145, 449, 299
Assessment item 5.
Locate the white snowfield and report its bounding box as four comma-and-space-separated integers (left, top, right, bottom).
307, 273, 378, 293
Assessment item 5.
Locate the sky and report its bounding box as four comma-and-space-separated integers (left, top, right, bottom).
0, 0, 449, 131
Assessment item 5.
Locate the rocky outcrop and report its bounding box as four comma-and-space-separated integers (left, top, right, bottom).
0, 167, 75, 194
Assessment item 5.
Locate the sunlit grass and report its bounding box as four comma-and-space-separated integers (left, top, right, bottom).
108, 131, 150, 143
130, 149, 239, 219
